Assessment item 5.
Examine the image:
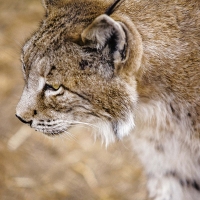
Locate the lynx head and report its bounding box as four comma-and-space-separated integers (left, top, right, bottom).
16, 0, 143, 145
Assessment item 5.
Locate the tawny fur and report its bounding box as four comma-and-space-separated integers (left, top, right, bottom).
16, 0, 200, 199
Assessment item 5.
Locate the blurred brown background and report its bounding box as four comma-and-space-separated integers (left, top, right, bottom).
0, 0, 146, 199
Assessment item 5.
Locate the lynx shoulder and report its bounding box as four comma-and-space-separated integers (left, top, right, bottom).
16, 0, 200, 199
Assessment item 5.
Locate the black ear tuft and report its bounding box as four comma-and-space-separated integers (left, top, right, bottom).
105, 0, 124, 16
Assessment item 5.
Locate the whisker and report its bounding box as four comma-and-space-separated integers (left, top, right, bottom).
48, 120, 98, 131
44, 119, 95, 128
62, 131, 77, 141
63, 120, 98, 129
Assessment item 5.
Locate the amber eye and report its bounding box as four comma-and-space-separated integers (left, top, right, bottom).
44, 83, 60, 91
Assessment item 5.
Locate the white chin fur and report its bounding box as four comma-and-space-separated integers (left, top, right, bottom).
94, 113, 135, 147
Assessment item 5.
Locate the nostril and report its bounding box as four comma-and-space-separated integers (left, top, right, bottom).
15, 114, 33, 126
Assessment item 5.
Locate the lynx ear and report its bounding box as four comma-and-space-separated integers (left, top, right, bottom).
81, 14, 128, 68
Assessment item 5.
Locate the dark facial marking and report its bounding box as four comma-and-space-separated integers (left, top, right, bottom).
61, 85, 91, 104
33, 110, 37, 116
79, 60, 89, 70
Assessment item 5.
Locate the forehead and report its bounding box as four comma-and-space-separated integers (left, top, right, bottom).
22, 34, 84, 75
22, 13, 85, 65
22, 33, 82, 59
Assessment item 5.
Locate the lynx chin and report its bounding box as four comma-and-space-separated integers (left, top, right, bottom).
16, 0, 200, 199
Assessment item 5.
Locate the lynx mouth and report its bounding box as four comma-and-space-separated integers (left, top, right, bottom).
33, 125, 67, 136
35, 128, 66, 136
32, 120, 73, 136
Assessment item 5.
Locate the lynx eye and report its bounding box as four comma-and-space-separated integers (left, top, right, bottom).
44, 83, 60, 91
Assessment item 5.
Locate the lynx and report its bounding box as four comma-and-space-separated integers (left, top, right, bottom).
16, 0, 200, 199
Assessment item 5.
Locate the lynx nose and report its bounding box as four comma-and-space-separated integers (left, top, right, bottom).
15, 114, 33, 126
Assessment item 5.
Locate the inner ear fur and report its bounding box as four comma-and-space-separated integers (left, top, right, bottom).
81, 14, 143, 76
81, 14, 128, 70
